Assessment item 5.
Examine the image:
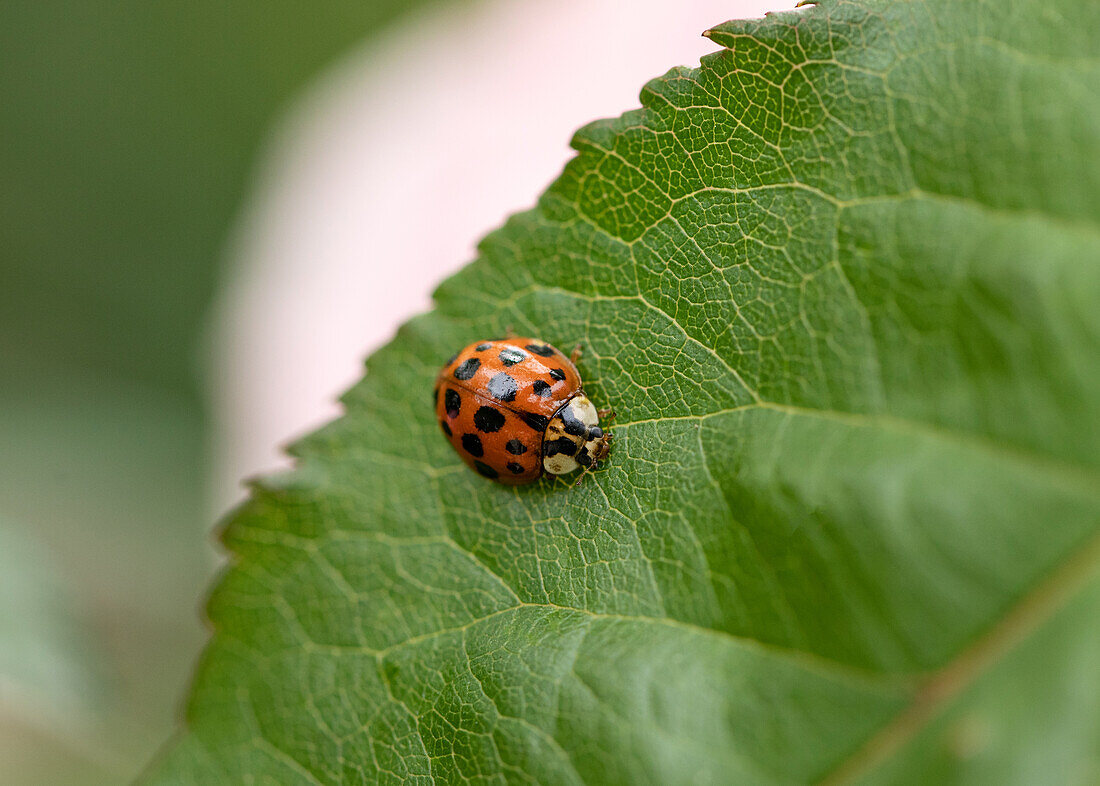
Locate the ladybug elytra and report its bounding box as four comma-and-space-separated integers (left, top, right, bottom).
434, 337, 613, 484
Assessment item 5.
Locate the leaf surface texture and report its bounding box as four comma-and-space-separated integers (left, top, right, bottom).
149, 1, 1100, 782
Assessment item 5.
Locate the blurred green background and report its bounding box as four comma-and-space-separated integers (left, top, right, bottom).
0, 2, 428, 782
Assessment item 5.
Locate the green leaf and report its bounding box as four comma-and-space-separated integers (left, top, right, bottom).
0, 522, 97, 723
0, 522, 114, 784
148, 0, 1100, 782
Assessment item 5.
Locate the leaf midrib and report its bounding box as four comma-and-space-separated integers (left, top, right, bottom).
818, 527, 1100, 784
599, 400, 1098, 495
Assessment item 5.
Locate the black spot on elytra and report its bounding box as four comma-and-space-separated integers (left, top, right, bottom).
505, 438, 527, 455
543, 436, 578, 457
531, 380, 552, 397
560, 403, 587, 436
506, 462, 525, 475
520, 412, 550, 432
487, 372, 518, 402
498, 347, 526, 366
440, 420, 452, 437
444, 389, 461, 418
473, 405, 505, 433
454, 358, 480, 381
475, 342, 492, 351
474, 460, 499, 479
461, 433, 484, 457
548, 368, 566, 382
526, 343, 555, 357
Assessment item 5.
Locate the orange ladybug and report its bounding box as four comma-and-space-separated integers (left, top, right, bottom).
434, 338, 613, 484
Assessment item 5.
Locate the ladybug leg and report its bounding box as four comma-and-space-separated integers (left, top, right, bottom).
570, 343, 584, 365
597, 407, 616, 420
573, 462, 595, 487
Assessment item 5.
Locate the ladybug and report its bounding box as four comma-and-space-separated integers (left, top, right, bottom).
434, 337, 613, 484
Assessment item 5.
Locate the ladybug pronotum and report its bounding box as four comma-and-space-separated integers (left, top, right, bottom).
434, 337, 613, 484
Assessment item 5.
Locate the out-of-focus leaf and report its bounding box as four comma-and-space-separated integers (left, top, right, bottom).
0, 367, 210, 784
0, 522, 113, 785
0, 523, 94, 718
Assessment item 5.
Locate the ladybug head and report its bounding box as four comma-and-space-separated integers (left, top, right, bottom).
543, 395, 612, 485
582, 425, 612, 466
